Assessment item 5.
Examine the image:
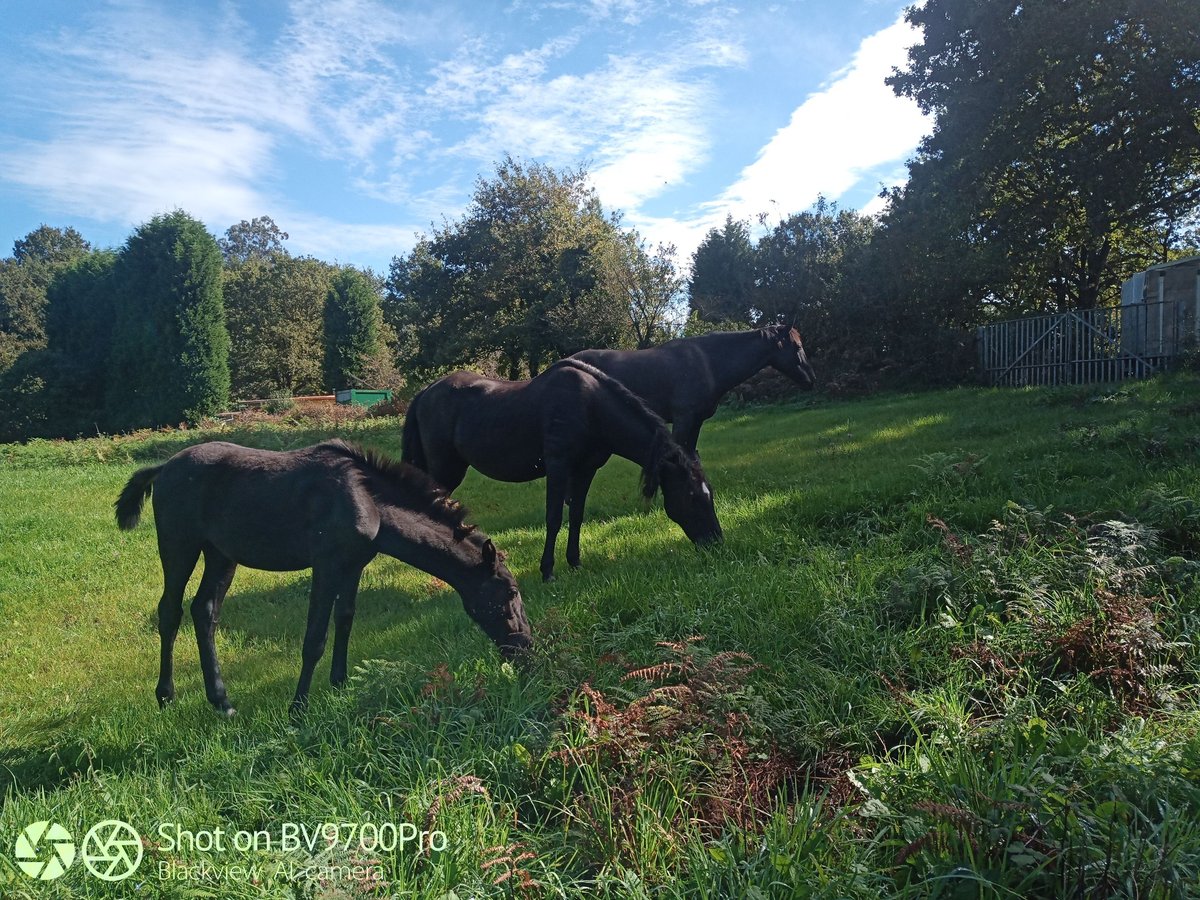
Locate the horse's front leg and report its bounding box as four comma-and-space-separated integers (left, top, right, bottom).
191, 549, 238, 716
329, 567, 365, 689
292, 563, 346, 715
540, 468, 570, 582
672, 414, 703, 459
566, 466, 598, 570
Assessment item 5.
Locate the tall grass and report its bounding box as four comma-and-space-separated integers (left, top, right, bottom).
1, 374, 1198, 897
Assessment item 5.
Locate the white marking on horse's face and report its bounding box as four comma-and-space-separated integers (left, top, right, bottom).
700, 483, 712, 501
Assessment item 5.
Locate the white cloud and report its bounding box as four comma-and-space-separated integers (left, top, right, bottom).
0, 1, 926, 273
711, 15, 927, 224
630, 12, 928, 267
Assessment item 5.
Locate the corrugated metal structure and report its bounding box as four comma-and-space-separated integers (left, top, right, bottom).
978, 255, 1200, 386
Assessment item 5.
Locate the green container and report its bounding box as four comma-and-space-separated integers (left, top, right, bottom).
334, 389, 393, 408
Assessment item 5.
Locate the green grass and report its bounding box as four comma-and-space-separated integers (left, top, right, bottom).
1, 375, 1199, 898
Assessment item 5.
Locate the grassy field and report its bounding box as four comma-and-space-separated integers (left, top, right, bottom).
2, 375, 1199, 898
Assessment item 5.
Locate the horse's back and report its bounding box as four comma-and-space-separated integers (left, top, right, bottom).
571, 345, 707, 420
412, 369, 587, 483
151, 442, 375, 570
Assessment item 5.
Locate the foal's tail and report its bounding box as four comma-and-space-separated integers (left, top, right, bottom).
115, 464, 164, 530
400, 388, 428, 471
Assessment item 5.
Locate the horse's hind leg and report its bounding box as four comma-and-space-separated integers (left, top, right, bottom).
540, 467, 570, 582
565, 466, 598, 570
155, 539, 200, 708
191, 547, 238, 716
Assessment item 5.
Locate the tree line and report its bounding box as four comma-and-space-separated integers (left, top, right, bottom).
0, 213, 392, 441
2, 0, 1196, 440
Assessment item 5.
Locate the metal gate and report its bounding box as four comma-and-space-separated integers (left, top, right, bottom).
977, 300, 1192, 387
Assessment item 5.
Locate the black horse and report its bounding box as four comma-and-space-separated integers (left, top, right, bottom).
402, 359, 723, 582
115, 439, 531, 715
572, 323, 815, 454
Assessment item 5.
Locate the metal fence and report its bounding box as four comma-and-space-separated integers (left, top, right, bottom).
977, 299, 1197, 387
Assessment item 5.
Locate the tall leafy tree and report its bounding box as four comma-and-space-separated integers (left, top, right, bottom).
387, 156, 631, 379
107, 211, 229, 429
225, 253, 333, 398
323, 266, 384, 390
0, 225, 90, 371
219, 216, 290, 265
0, 249, 116, 441
688, 215, 756, 324
753, 199, 876, 341
614, 234, 686, 348
888, 0, 1200, 309
44, 250, 120, 429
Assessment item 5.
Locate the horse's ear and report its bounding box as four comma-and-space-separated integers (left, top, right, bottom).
483, 538, 498, 569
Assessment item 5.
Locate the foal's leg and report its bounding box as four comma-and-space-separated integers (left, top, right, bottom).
191, 548, 238, 716
155, 540, 201, 708
540, 467, 570, 582
565, 466, 598, 570
292, 562, 359, 713
672, 415, 703, 459
329, 568, 365, 689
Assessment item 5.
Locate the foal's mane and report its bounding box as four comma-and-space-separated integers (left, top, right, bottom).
548, 359, 703, 497
320, 439, 476, 538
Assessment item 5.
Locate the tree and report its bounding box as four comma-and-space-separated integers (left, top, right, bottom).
323, 267, 385, 390
613, 233, 686, 348
224, 254, 333, 399
45, 250, 120, 430
688, 215, 756, 324
753, 199, 876, 343
888, 0, 1200, 310
386, 156, 632, 379
106, 211, 229, 429
0, 225, 90, 371
219, 216, 290, 265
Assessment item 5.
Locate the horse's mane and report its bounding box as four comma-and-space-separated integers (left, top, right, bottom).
548, 359, 705, 497
319, 439, 476, 539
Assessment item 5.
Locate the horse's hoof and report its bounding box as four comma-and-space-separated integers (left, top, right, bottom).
542, 573, 555, 583
213, 701, 236, 718
157, 695, 174, 709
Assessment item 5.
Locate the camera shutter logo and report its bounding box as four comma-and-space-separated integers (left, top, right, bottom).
81, 819, 144, 882
14, 821, 76, 881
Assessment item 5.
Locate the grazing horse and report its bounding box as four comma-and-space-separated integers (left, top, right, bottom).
402, 359, 723, 582
115, 439, 531, 715
572, 323, 816, 455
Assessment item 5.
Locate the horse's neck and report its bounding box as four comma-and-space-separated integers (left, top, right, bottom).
701, 331, 772, 399
594, 394, 663, 469
373, 506, 480, 593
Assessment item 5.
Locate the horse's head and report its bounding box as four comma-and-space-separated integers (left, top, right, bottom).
643, 437, 724, 547
765, 323, 815, 389
470, 538, 533, 661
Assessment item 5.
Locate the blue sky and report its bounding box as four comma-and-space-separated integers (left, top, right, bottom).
0, 0, 929, 273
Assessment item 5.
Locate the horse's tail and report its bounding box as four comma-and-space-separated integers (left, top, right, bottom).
400, 388, 428, 471
115, 464, 164, 530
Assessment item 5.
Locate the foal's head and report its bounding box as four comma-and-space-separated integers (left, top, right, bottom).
642, 434, 723, 547
467, 537, 533, 660
765, 323, 816, 389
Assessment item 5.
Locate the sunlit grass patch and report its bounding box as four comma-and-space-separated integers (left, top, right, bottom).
1, 373, 1198, 897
